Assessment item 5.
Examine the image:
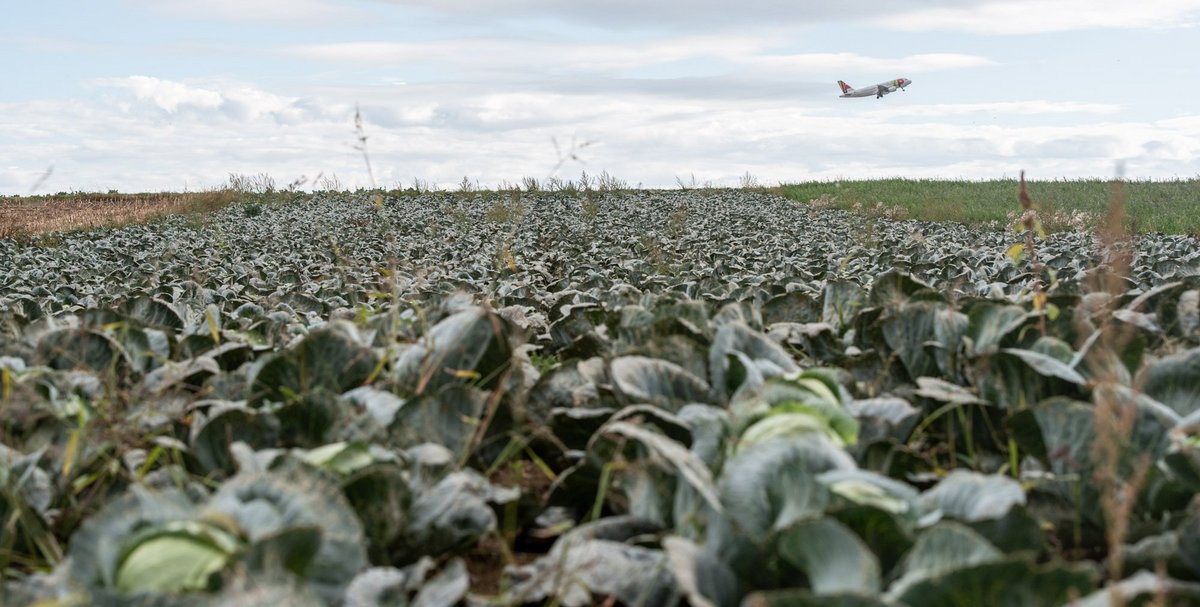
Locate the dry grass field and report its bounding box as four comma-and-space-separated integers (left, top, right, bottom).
0, 190, 240, 240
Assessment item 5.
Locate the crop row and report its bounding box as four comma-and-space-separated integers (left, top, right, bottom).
2, 190, 1200, 605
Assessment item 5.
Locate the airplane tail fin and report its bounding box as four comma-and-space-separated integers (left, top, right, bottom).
837, 80, 853, 94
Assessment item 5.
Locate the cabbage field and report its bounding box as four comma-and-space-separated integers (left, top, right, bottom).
3, 189, 1200, 606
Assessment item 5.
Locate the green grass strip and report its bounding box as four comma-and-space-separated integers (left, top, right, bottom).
773, 178, 1200, 234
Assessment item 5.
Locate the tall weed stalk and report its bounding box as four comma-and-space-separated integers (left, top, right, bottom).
353, 104, 376, 189
1086, 171, 1151, 602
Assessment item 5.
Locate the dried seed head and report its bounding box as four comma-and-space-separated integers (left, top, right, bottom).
1021, 209, 1037, 229
1018, 170, 1032, 210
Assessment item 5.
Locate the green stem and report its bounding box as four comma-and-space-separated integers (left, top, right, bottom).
955, 406, 977, 468
1008, 437, 1020, 479
590, 463, 614, 522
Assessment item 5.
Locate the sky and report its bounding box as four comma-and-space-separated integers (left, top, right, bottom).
3, 0, 1200, 194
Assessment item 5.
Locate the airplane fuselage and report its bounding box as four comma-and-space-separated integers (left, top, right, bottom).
840, 86, 884, 98
838, 78, 912, 99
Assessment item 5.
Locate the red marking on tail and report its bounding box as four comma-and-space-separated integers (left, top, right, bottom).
837, 80, 852, 94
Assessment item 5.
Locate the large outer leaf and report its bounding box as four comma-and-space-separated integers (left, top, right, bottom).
919, 471, 1025, 523
245, 325, 380, 446
399, 470, 500, 563
891, 557, 1093, 607
293, 441, 379, 476
412, 558, 469, 607
344, 559, 436, 607
968, 505, 1048, 555
881, 300, 964, 381
141, 355, 220, 394
818, 469, 921, 517
250, 324, 378, 405
342, 463, 412, 563
115, 325, 166, 376
507, 539, 674, 607
189, 402, 281, 475
387, 383, 487, 455
763, 291, 821, 326
1007, 397, 1094, 473
1119, 531, 1192, 581
977, 337, 1086, 409
664, 535, 741, 607
1180, 289, 1200, 343
710, 322, 799, 397
0, 444, 53, 523
1141, 347, 1200, 416
342, 386, 406, 427
584, 409, 698, 527
914, 377, 985, 406
550, 405, 619, 451
240, 525, 322, 579
998, 348, 1086, 385
768, 321, 845, 364
503, 517, 676, 607
822, 280, 867, 331
392, 306, 515, 393
678, 403, 731, 470
845, 397, 920, 444
35, 327, 132, 377
827, 504, 916, 581
887, 522, 1002, 599
720, 435, 856, 541
964, 302, 1030, 357
1072, 570, 1200, 607
777, 517, 881, 595
1010, 393, 1174, 526
526, 358, 605, 424
210, 461, 368, 602
343, 555, 465, 607
210, 576, 326, 607
126, 296, 185, 331
597, 420, 722, 513
932, 306, 969, 377
741, 591, 899, 607
611, 355, 711, 411
868, 269, 930, 309
1181, 507, 1200, 579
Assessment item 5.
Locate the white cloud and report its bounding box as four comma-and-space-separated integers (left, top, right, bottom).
92, 76, 331, 123
99, 76, 223, 113
363, 0, 1200, 33
875, 0, 1200, 34
874, 101, 1124, 118
362, 0, 991, 30
1158, 115, 1200, 133
3, 76, 1199, 195
746, 53, 993, 75
288, 39, 991, 95
288, 35, 771, 74
129, 0, 360, 23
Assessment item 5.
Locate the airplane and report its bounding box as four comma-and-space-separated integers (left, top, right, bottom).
838, 78, 912, 99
